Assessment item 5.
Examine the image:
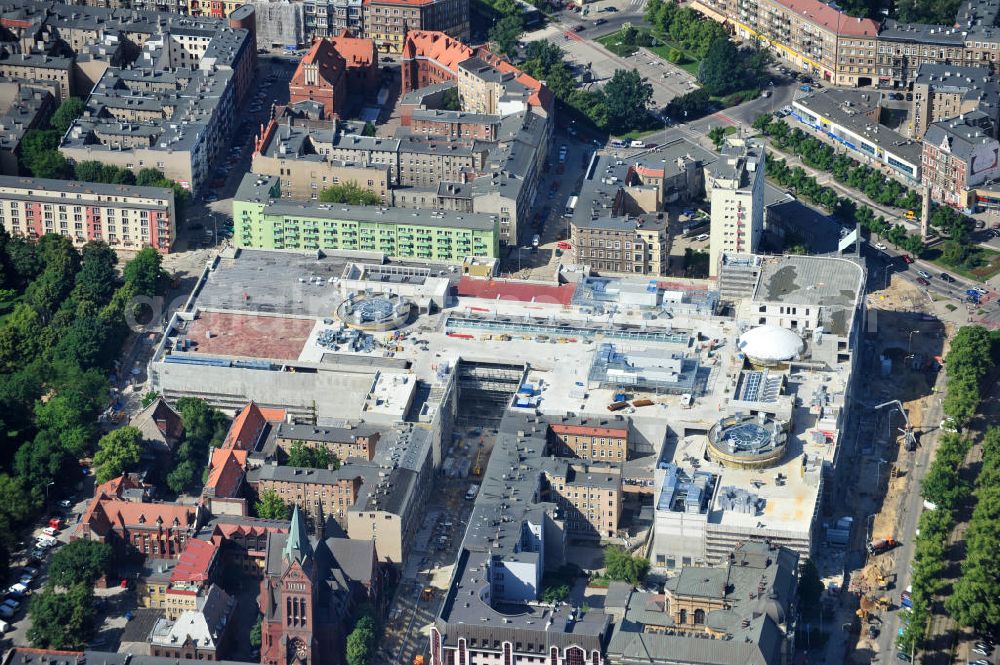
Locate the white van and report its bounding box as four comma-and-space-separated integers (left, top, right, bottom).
0, 619, 11, 633
629, 140, 646, 148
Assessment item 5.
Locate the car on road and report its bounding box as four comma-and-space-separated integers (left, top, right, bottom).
573, 24, 585, 31
901, 254, 914, 264
875, 242, 887, 250
694, 233, 709, 242
916, 270, 931, 279
594, 17, 606, 25
895, 653, 912, 662
916, 277, 930, 286
204, 193, 219, 203
974, 286, 989, 295
939, 272, 955, 283
557, 241, 572, 250
58, 499, 72, 508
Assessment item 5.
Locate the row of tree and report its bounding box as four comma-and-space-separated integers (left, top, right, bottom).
318, 183, 382, 206
941, 325, 999, 425
644, 0, 728, 60
754, 113, 991, 270
0, 229, 168, 576
947, 427, 1000, 636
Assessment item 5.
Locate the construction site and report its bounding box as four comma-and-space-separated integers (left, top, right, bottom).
821, 274, 952, 662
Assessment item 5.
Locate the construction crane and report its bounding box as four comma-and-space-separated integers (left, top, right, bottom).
874, 399, 917, 451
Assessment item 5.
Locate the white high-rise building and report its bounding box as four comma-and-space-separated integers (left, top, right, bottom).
707, 137, 766, 277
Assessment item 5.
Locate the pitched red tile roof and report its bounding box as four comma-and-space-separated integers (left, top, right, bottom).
402, 31, 553, 114
330, 30, 376, 68
85, 499, 198, 537
292, 39, 347, 89
170, 538, 218, 583
773, 0, 878, 36
204, 448, 248, 499
223, 402, 285, 451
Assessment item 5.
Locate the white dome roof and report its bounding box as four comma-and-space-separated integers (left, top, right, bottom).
739, 325, 804, 363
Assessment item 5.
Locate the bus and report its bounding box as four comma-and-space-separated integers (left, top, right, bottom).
564, 195, 578, 217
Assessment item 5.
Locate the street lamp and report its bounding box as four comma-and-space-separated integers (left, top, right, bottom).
44, 481, 54, 507
874, 457, 887, 485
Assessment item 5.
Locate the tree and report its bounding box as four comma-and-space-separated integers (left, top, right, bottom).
601, 69, 654, 134
142, 392, 160, 408
73, 161, 106, 184
136, 168, 167, 187
93, 426, 143, 484
698, 37, 742, 96
604, 546, 649, 584
318, 183, 382, 206
708, 126, 726, 149
488, 15, 523, 58
249, 615, 262, 648
621, 22, 638, 45
27, 584, 96, 649
49, 98, 85, 135
256, 490, 289, 520
72, 241, 118, 306
47, 540, 113, 588
28, 150, 73, 180
541, 583, 569, 603
346, 615, 377, 665
361, 122, 377, 137
287, 440, 339, 469
19, 129, 63, 177
166, 459, 197, 494
440, 87, 461, 111
123, 247, 166, 296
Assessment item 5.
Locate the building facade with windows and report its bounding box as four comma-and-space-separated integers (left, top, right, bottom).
0, 175, 176, 252
363, 0, 469, 54
922, 113, 1000, 209
234, 174, 500, 261
706, 138, 766, 278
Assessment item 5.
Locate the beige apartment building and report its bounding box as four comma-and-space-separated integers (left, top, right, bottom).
570, 216, 669, 276
910, 64, 999, 138
545, 461, 622, 540
363, 0, 469, 54
0, 53, 74, 100
548, 416, 631, 462
692, 0, 878, 86
707, 138, 766, 277
247, 464, 363, 527
274, 422, 381, 462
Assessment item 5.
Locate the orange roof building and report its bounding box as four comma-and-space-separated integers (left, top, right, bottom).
288, 32, 379, 118
223, 402, 285, 451
401, 31, 552, 116
203, 448, 249, 500
76, 498, 202, 559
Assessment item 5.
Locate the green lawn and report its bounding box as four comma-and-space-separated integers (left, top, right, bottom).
646, 43, 701, 76
596, 31, 639, 57
922, 246, 1000, 282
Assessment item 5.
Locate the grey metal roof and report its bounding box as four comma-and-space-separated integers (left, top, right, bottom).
753, 255, 864, 335
276, 421, 381, 444
924, 113, 997, 160
0, 174, 173, 201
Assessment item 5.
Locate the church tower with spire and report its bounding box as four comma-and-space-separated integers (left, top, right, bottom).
260, 505, 320, 665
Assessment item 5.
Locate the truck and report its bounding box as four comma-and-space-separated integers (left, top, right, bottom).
867, 538, 899, 555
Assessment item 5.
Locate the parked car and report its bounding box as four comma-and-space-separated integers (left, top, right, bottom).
0, 606, 13, 620
694, 233, 709, 242
939, 272, 955, 283
42, 527, 58, 537
875, 242, 887, 250
901, 254, 915, 264
3, 599, 21, 612
916, 277, 930, 286
7, 583, 28, 597
58, 500, 72, 508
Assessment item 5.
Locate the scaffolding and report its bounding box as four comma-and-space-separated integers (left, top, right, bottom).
444, 313, 690, 344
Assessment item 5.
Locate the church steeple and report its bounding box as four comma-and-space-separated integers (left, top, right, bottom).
283, 504, 313, 564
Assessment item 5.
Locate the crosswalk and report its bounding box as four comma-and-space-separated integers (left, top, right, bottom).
629, 0, 648, 11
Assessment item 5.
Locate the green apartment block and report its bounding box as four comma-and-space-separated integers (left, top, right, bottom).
234, 175, 500, 262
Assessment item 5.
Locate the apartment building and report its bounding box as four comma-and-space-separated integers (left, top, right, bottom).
545, 461, 622, 540
149, 584, 236, 661
274, 422, 381, 462
911, 64, 1000, 139
0, 175, 176, 252
234, 173, 500, 261
247, 463, 364, 527
75, 499, 203, 559
548, 416, 630, 462
0, 82, 56, 175
876, 21, 989, 89
363, 0, 469, 54
251, 122, 392, 201
288, 33, 379, 118
304, 0, 365, 36
0, 53, 74, 100
922, 113, 1000, 209
692, 0, 878, 86
706, 138, 766, 277
571, 217, 669, 275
